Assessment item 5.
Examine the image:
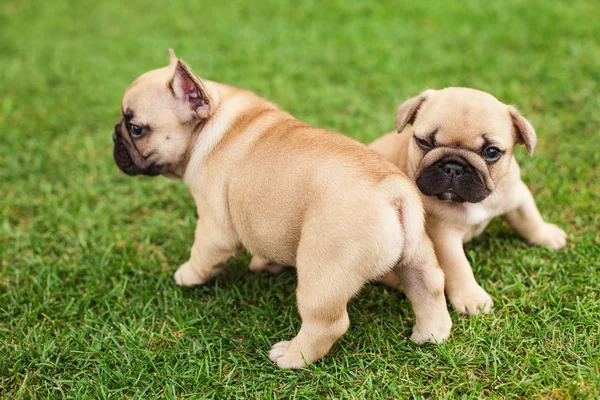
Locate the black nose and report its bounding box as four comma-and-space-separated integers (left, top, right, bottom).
442, 162, 464, 177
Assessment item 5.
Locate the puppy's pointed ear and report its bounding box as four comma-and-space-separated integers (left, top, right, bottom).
396, 89, 434, 133
508, 106, 537, 156
168, 48, 177, 66
168, 59, 218, 120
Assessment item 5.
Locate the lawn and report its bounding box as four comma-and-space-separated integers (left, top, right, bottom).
1, 0, 599, 398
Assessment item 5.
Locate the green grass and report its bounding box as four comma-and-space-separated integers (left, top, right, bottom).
1, 0, 599, 398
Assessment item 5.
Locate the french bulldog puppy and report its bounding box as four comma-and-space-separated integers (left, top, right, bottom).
370, 88, 567, 315
112, 50, 452, 369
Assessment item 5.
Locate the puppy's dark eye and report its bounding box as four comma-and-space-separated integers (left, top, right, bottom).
415, 136, 433, 150
483, 146, 502, 161
129, 123, 143, 137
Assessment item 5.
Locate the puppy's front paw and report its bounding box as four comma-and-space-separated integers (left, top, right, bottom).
173, 262, 208, 287
378, 271, 403, 291
528, 223, 568, 250
269, 340, 310, 369
448, 285, 494, 316
249, 255, 288, 275
248, 255, 270, 272
410, 314, 452, 344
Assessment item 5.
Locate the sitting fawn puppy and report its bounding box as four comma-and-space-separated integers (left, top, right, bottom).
111, 50, 452, 369
371, 88, 568, 315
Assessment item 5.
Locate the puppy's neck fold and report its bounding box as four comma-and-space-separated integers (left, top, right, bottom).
181, 84, 281, 188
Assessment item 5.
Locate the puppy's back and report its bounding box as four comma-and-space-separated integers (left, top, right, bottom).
228, 112, 422, 264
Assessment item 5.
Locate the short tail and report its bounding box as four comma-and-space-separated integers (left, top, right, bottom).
397, 188, 425, 257
381, 176, 425, 258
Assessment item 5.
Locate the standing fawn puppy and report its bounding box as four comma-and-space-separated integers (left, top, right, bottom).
112, 50, 452, 369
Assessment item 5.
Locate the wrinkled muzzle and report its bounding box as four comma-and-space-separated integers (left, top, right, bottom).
416, 155, 491, 203
112, 123, 160, 177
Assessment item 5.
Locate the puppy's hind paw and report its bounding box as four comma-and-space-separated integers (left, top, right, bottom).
410, 314, 452, 344
528, 223, 568, 250
268, 340, 310, 369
